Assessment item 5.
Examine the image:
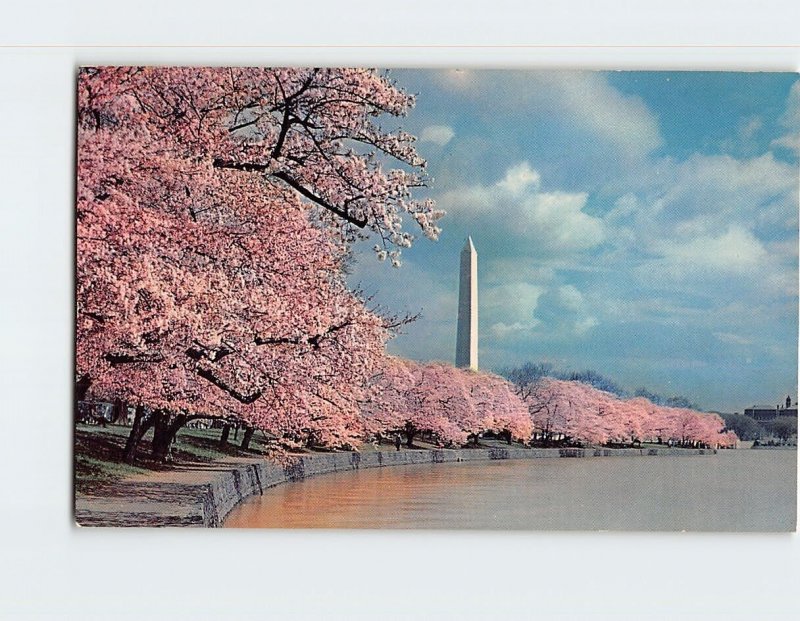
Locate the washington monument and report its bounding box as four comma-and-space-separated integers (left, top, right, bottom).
455, 236, 478, 370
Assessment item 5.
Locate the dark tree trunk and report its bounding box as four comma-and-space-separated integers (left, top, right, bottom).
405, 422, 416, 448
241, 426, 255, 450
76, 375, 92, 402
123, 405, 152, 464
110, 398, 126, 425
219, 423, 231, 448
505, 430, 513, 445
150, 411, 171, 462
233, 425, 239, 441
151, 411, 187, 463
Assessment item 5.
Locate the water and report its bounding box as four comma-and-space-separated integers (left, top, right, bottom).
223, 449, 797, 531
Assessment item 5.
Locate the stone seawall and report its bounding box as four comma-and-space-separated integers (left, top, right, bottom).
208, 447, 719, 527
75, 446, 716, 527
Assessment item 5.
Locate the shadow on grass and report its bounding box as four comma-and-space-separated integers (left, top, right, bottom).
75, 428, 126, 464
74, 428, 149, 495
172, 431, 267, 461
74, 425, 273, 495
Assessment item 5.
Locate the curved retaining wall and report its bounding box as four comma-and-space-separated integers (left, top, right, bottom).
75, 446, 716, 527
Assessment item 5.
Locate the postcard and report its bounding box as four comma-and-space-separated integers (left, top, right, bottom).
74, 67, 798, 530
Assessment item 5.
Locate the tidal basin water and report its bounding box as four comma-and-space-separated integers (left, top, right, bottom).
223, 449, 797, 531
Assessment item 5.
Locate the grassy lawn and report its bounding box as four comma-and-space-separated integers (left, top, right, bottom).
75, 424, 540, 495
74, 423, 274, 494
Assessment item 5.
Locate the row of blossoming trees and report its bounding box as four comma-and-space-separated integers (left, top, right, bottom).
76, 66, 537, 463
77, 66, 735, 465
516, 378, 737, 448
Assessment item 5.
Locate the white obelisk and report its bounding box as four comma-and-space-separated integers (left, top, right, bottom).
455, 236, 478, 370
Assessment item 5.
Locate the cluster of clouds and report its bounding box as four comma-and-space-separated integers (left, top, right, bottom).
436, 69, 664, 160
770, 81, 800, 155
419, 124, 455, 146
437, 161, 605, 255
352, 70, 799, 410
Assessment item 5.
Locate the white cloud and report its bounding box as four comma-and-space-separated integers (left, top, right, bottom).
739, 116, 763, 141
488, 321, 535, 339
574, 316, 599, 335
419, 124, 455, 146
436, 70, 663, 159
694, 152, 791, 191
713, 332, 754, 346
587, 144, 799, 334
438, 162, 605, 254
771, 80, 800, 156
483, 282, 544, 341
554, 286, 597, 335
607, 152, 796, 237
495, 161, 540, 194
556, 284, 585, 311
521, 191, 604, 250
607, 193, 639, 221
606, 151, 798, 291
632, 222, 797, 298
531, 283, 599, 339
782, 81, 800, 125
771, 132, 800, 155
659, 153, 796, 226
654, 225, 769, 276
720, 115, 767, 154
541, 72, 663, 158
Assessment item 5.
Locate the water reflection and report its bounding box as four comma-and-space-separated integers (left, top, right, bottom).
223, 450, 797, 531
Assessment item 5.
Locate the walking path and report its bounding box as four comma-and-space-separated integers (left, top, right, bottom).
75, 456, 257, 526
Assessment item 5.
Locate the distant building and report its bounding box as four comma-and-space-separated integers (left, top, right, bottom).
744, 395, 797, 421
745, 406, 781, 421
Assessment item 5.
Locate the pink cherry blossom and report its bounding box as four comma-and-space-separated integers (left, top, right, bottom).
518, 378, 736, 448
77, 67, 423, 458
360, 358, 532, 447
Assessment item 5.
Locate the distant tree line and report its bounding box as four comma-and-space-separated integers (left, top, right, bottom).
719, 413, 797, 442
502, 362, 699, 409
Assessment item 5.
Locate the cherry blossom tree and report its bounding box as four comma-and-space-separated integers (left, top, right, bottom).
360, 358, 531, 448
359, 356, 414, 441
85, 67, 444, 263
467, 371, 532, 443
77, 67, 435, 461
518, 377, 572, 443
366, 359, 473, 447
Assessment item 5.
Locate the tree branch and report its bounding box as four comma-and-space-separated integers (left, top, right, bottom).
105, 351, 164, 366
272, 171, 367, 228
255, 319, 355, 350
211, 159, 368, 228
196, 367, 263, 404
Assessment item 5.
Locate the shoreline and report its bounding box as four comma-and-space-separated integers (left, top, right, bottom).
75, 445, 717, 527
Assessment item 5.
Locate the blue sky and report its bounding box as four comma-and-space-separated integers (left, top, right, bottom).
348, 70, 799, 413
